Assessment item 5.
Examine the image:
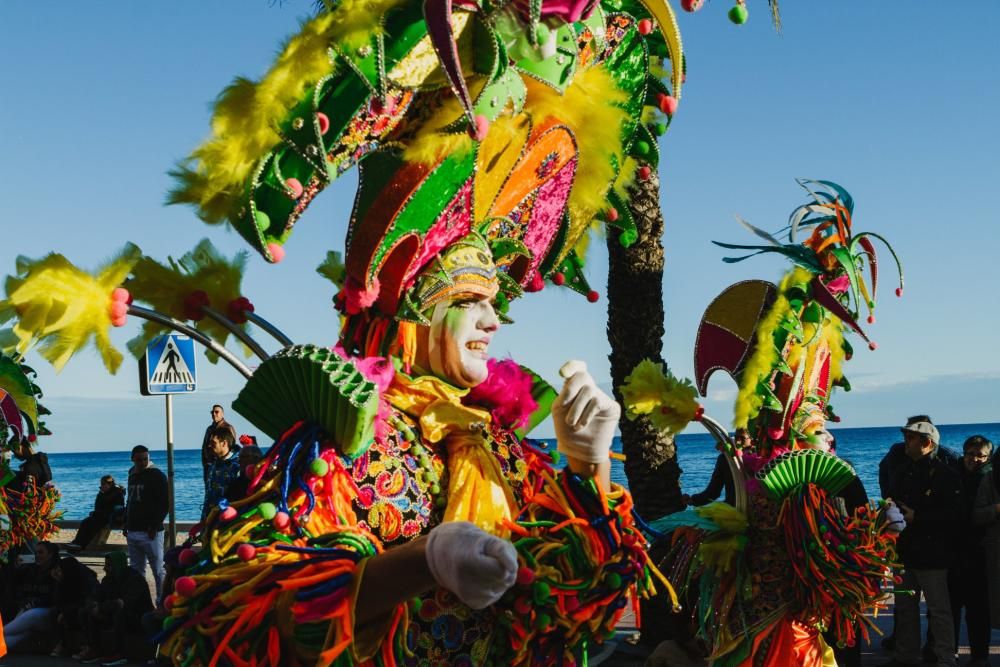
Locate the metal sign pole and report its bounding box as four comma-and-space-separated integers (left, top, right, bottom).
165, 394, 177, 549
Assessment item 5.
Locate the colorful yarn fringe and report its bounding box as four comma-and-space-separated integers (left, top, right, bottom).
0, 479, 62, 561
778, 483, 898, 647
161, 422, 406, 666
496, 444, 675, 665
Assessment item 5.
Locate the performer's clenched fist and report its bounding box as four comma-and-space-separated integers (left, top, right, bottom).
425, 521, 518, 609
552, 360, 620, 464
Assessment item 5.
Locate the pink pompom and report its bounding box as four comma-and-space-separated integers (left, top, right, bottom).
606, 207, 619, 222
316, 112, 330, 135
681, 0, 703, 11
110, 301, 128, 319
174, 576, 197, 598
273, 511, 291, 530
465, 358, 540, 430
266, 243, 285, 264
341, 276, 381, 315
285, 177, 304, 199
111, 287, 130, 303
236, 543, 257, 562
637, 165, 652, 180
468, 114, 490, 141
220, 506, 238, 522
552, 272, 566, 286
524, 270, 545, 293
867, 315, 875, 324
163, 594, 177, 611
516, 566, 535, 585
895, 287, 903, 297
637, 18, 653, 34
657, 93, 678, 116
178, 548, 198, 567
586, 290, 600, 303
111, 315, 128, 328
868, 341, 878, 351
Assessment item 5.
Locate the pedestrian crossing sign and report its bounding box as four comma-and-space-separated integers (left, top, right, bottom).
140, 334, 197, 395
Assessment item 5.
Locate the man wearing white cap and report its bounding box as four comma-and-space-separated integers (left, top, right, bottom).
883, 419, 962, 667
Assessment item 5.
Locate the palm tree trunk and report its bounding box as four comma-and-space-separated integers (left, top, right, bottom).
606, 171, 683, 522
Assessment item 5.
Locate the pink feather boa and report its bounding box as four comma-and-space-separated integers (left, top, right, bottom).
464, 358, 538, 431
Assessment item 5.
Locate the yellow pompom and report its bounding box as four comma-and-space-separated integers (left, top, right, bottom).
619, 359, 700, 436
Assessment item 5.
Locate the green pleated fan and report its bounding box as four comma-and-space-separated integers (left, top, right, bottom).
756, 449, 856, 500
232, 345, 379, 458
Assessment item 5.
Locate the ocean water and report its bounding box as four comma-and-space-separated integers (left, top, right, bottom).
46, 423, 1000, 521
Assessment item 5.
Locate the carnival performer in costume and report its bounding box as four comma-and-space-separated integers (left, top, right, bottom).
0, 0, 694, 662
620, 181, 907, 666
0, 353, 61, 658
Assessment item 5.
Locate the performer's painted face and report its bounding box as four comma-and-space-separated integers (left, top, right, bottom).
423, 294, 499, 388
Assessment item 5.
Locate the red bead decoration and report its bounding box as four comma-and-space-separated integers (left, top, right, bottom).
637, 165, 652, 180
586, 290, 600, 303
552, 272, 566, 286
606, 207, 619, 222
637, 18, 653, 35
315, 112, 330, 135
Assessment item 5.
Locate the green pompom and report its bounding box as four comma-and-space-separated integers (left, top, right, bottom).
728, 4, 748, 24
254, 209, 271, 232
259, 502, 277, 520
550, 451, 561, 466
606, 572, 623, 589
310, 458, 330, 476
534, 23, 551, 43
634, 140, 651, 156
653, 122, 667, 136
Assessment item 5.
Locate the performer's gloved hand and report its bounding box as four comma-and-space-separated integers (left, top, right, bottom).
883, 501, 906, 533
552, 360, 620, 464
425, 521, 518, 609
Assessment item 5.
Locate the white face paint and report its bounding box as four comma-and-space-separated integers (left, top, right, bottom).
426, 295, 500, 388
812, 429, 833, 452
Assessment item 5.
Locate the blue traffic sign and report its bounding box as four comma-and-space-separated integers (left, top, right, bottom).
140, 334, 197, 395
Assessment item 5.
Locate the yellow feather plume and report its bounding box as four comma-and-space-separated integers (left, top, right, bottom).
521, 67, 630, 265
0, 244, 141, 373
126, 239, 249, 361
168, 0, 405, 225
619, 358, 699, 436
693, 502, 748, 574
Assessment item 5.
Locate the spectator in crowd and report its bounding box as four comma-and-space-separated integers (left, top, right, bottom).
877, 414, 954, 658
67, 475, 126, 552
2, 541, 59, 651
48, 554, 99, 657
125, 445, 168, 602
225, 438, 264, 501
879, 415, 958, 498
9, 438, 52, 493
74, 551, 154, 665
202, 427, 241, 520
882, 419, 961, 667
974, 443, 1000, 632
201, 404, 236, 484
683, 429, 746, 507
948, 435, 993, 667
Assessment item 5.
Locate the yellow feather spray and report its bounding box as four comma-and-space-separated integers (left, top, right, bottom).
619, 358, 699, 436
168, 0, 405, 225
521, 67, 630, 265
126, 239, 249, 361
0, 244, 142, 373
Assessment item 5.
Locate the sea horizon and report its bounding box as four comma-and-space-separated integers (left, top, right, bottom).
46, 421, 1000, 521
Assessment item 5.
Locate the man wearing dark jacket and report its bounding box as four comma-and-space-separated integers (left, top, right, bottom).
10, 439, 52, 493
884, 420, 961, 667
124, 445, 168, 603
68, 475, 125, 551
878, 415, 959, 498
201, 404, 236, 483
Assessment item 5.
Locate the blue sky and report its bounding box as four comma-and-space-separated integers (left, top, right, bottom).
1, 2, 997, 454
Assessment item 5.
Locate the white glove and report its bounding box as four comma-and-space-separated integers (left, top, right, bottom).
883, 501, 906, 533
552, 360, 620, 464
425, 521, 518, 609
